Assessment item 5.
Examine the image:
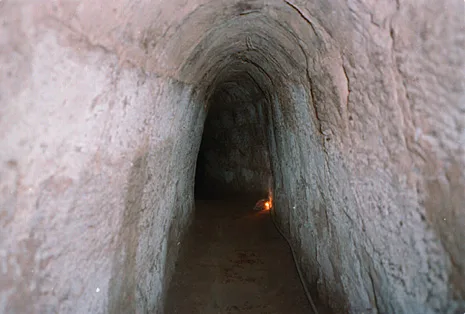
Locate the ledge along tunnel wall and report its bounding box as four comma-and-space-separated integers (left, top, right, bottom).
0, 0, 464, 313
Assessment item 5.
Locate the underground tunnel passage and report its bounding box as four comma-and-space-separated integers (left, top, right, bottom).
193, 66, 272, 200
1, 1, 464, 314
164, 59, 322, 313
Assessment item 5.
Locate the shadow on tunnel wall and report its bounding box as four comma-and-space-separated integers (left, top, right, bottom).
107, 153, 148, 313
107, 150, 195, 313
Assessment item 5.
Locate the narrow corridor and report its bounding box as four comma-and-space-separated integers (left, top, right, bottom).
164, 199, 312, 314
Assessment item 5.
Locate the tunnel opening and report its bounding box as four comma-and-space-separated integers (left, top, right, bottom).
164, 36, 323, 310
160, 7, 334, 309
194, 67, 272, 201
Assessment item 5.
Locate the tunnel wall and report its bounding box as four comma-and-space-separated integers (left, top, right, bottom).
1, 0, 464, 313
261, 1, 465, 312
0, 2, 205, 312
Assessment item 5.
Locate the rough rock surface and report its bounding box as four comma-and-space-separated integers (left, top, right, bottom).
0, 0, 464, 313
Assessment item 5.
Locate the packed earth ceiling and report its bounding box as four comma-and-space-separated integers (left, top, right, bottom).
0, 0, 464, 313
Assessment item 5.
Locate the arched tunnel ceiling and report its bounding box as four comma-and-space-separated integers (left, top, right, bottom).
203, 62, 274, 111
151, 0, 318, 86
208, 73, 265, 108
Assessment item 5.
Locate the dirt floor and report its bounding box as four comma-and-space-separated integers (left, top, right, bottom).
164, 198, 313, 314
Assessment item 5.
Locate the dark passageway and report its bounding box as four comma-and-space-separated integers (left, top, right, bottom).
166, 68, 317, 312
194, 70, 272, 201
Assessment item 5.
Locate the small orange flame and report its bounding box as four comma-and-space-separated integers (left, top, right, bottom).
264, 201, 270, 210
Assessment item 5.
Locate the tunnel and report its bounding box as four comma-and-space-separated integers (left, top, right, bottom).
193, 58, 273, 200
1, 0, 464, 313
164, 47, 317, 312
